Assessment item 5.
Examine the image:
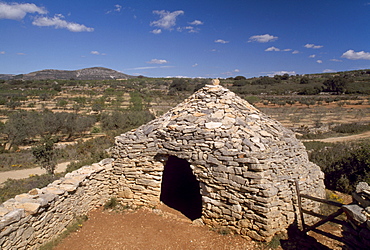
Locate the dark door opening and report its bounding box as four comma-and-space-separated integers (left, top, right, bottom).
160, 156, 202, 220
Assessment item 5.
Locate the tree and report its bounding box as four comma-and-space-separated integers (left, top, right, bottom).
32, 136, 56, 175
322, 76, 348, 94
129, 92, 143, 111
300, 77, 310, 84
6, 100, 22, 110
234, 76, 246, 80
169, 78, 193, 93
3, 111, 40, 150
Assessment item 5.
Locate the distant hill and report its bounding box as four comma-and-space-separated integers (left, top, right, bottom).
6, 67, 136, 80
0, 74, 15, 80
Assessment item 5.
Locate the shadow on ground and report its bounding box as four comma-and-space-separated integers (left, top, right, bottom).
279, 224, 332, 250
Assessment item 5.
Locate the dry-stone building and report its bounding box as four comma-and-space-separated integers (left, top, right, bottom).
0, 82, 326, 249
109, 82, 326, 241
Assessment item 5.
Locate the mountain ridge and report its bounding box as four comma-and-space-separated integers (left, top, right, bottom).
5, 67, 136, 80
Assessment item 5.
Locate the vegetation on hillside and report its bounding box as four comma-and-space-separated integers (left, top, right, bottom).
0, 69, 369, 201
304, 140, 370, 194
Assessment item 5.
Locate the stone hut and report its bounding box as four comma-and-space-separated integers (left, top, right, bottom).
109, 83, 325, 241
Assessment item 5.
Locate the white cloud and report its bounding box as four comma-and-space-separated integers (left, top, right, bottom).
192, 63, 198, 67
0, 51, 5, 54
17, 52, 26, 55
130, 66, 157, 70
249, 34, 278, 43
341, 50, 370, 60
183, 26, 199, 33
292, 50, 299, 54
147, 59, 168, 64
222, 69, 241, 76
189, 20, 203, 25
265, 46, 280, 52
106, 4, 122, 14
127, 65, 174, 71
309, 54, 316, 58
316, 60, 323, 64
304, 43, 323, 49
150, 10, 184, 30
268, 71, 296, 76
114, 4, 122, 12
151, 29, 162, 34
90, 51, 105, 55
330, 59, 342, 62
265, 47, 292, 52
215, 39, 229, 44
0, 2, 47, 20
323, 69, 335, 73
32, 14, 94, 32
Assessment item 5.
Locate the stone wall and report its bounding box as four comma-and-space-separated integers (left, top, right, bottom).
343, 182, 370, 248
0, 158, 115, 250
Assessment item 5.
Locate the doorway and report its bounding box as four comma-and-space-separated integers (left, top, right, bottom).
160, 156, 202, 220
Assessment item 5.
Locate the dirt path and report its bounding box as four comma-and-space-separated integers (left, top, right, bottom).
0, 161, 71, 184
301, 130, 370, 143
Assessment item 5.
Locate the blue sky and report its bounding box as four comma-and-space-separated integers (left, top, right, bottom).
1, 0, 370, 78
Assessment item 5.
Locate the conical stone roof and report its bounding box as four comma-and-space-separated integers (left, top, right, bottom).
114, 84, 312, 168
110, 84, 325, 241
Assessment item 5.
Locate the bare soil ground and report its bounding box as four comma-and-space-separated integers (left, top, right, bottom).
54, 204, 258, 250
53, 204, 348, 250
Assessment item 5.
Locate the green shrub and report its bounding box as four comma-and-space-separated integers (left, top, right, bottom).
91, 126, 101, 133
0, 173, 63, 203
304, 140, 370, 194
244, 96, 260, 104
332, 122, 370, 134
103, 197, 118, 210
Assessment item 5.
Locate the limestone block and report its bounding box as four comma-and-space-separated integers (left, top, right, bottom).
211, 79, 220, 85
16, 203, 40, 215
259, 187, 279, 198
136, 179, 160, 187
118, 187, 134, 199
0, 209, 24, 228
59, 184, 78, 193
242, 171, 264, 179
0, 207, 10, 217
202, 196, 223, 206
22, 227, 35, 241
230, 175, 246, 185
356, 182, 370, 194
42, 186, 65, 195
205, 122, 222, 129
343, 204, 367, 225
247, 164, 268, 172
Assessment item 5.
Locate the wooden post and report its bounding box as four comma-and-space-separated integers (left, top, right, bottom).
294, 180, 306, 231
